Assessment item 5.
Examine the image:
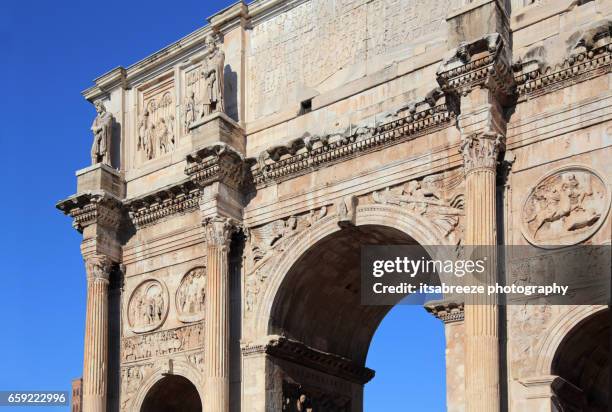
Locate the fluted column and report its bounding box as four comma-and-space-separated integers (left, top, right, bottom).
203, 217, 236, 412
82, 254, 112, 412
461, 134, 501, 412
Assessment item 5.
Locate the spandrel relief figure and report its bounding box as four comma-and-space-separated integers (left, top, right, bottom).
90, 100, 114, 166
200, 35, 225, 117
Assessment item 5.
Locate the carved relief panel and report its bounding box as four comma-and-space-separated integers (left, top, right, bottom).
521, 166, 610, 247
176, 267, 206, 323
136, 74, 177, 164
127, 279, 169, 333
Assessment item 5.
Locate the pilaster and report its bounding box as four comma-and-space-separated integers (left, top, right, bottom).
57, 163, 126, 412
437, 11, 515, 409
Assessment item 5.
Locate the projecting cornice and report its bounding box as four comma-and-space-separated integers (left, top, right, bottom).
514, 19, 612, 99
241, 336, 375, 385
125, 180, 201, 229
436, 33, 516, 103
250, 100, 455, 188
186, 143, 252, 192
56, 191, 124, 233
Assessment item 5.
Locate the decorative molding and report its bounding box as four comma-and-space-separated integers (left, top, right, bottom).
126, 181, 201, 229
56, 191, 123, 233
251, 103, 455, 187
257, 336, 375, 385
515, 20, 612, 99
424, 300, 465, 324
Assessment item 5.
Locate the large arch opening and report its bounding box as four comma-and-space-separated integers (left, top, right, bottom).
552, 308, 609, 411
140, 375, 202, 412
268, 224, 446, 410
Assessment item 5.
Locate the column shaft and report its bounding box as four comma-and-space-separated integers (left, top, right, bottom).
204, 244, 230, 411
82, 256, 111, 412
203, 217, 234, 412
464, 163, 500, 412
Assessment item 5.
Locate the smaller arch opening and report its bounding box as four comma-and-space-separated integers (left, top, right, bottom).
552, 308, 609, 411
140, 375, 201, 412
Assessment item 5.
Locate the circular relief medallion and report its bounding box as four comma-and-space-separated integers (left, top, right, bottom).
521, 166, 610, 248
127, 279, 168, 333
176, 267, 206, 323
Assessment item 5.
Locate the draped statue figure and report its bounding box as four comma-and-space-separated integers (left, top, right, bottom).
200, 35, 225, 117
90, 100, 114, 166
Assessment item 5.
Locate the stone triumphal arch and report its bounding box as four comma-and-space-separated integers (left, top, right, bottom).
58, 0, 611, 411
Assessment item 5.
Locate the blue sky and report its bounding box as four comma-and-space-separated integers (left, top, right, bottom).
0, 1, 445, 410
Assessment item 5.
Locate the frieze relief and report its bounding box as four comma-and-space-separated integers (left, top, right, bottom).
127, 280, 169, 333
521, 166, 610, 248
176, 267, 206, 323
370, 170, 465, 243
244, 207, 329, 312
136, 77, 176, 163
121, 323, 204, 363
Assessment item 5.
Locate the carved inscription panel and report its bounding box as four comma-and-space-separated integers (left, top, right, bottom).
247, 0, 466, 120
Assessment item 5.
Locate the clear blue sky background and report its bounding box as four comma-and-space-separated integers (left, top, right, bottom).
0, 1, 445, 411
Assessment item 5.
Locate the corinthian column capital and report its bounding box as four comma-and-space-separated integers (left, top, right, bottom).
85, 255, 113, 282
203, 216, 237, 248
460, 133, 503, 173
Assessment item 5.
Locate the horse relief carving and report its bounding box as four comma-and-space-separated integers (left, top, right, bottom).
127, 280, 168, 333
522, 166, 610, 247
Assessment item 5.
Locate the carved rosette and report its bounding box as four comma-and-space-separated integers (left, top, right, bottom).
460, 134, 502, 173
176, 267, 207, 322
521, 166, 610, 248
127, 279, 169, 333
203, 216, 237, 248
85, 255, 113, 282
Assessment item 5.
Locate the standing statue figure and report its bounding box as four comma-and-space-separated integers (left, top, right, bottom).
90, 100, 114, 166
200, 35, 225, 117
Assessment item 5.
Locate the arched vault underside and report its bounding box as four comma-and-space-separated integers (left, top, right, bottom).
268, 224, 424, 365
